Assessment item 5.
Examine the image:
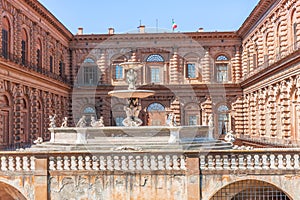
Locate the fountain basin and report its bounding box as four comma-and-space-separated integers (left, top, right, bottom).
49, 126, 211, 144
108, 90, 155, 99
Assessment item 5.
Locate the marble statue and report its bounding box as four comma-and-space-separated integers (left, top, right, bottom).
122, 104, 142, 127
61, 117, 68, 128
224, 130, 235, 143
49, 114, 57, 128
76, 116, 87, 128
208, 114, 213, 127
126, 68, 137, 90
166, 113, 177, 127
33, 137, 43, 144
91, 116, 105, 127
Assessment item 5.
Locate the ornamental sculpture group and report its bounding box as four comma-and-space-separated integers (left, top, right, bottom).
48, 115, 105, 128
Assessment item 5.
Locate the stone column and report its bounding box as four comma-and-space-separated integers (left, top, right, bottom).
30, 88, 38, 142
280, 80, 292, 139
13, 84, 22, 148
258, 89, 266, 137
268, 85, 278, 137
241, 45, 248, 78
232, 96, 244, 136
266, 22, 275, 64
169, 52, 179, 84
242, 95, 250, 136
14, 9, 22, 62
249, 93, 257, 136
231, 47, 241, 82
97, 51, 107, 84
201, 50, 211, 83
257, 32, 264, 66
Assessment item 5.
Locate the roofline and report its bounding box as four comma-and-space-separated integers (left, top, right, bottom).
72, 31, 240, 42
24, 0, 73, 40
237, 0, 281, 38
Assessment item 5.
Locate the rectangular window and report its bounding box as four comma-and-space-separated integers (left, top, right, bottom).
84, 66, 98, 85
37, 49, 42, 69
187, 63, 196, 78
2, 29, 8, 59
21, 40, 26, 65
151, 68, 160, 83
216, 64, 228, 82
115, 65, 123, 79
49, 56, 53, 73
252, 54, 257, 68
59, 61, 64, 76
188, 115, 198, 126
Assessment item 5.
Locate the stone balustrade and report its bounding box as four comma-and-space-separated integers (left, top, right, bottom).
0, 154, 35, 171
48, 153, 187, 171
1, 150, 300, 173
199, 149, 300, 172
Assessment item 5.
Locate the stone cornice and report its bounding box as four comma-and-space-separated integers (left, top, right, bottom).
237, 0, 279, 38
72, 32, 240, 43
23, 0, 73, 40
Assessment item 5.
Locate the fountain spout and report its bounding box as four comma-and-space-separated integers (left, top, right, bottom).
108, 61, 155, 127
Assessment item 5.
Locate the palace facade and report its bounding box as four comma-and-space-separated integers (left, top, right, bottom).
0, 0, 300, 199
1, 0, 299, 149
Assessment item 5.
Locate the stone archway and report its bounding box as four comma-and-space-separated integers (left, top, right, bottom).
0, 181, 27, 200
210, 179, 291, 200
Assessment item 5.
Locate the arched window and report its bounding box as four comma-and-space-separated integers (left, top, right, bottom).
217, 105, 230, 134
83, 57, 95, 63
83, 106, 96, 114
147, 103, 165, 111
211, 180, 291, 199
21, 29, 28, 66
215, 55, 230, 83
36, 38, 42, 69
146, 54, 164, 84
147, 103, 165, 126
1, 16, 10, 59
146, 54, 164, 62
290, 9, 298, 49
82, 106, 96, 125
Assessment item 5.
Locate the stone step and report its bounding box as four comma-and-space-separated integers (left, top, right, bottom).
28, 140, 232, 152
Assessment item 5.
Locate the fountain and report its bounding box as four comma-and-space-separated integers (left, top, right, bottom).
28, 62, 232, 152
108, 62, 154, 127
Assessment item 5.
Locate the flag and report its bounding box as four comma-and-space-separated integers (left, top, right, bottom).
172, 19, 177, 31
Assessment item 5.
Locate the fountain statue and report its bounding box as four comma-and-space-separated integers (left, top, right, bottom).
108, 62, 155, 127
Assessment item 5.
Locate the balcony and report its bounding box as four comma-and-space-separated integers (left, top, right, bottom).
0, 50, 70, 85
241, 40, 300, 82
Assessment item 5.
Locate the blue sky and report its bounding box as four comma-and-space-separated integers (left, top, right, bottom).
38, 0, 260, 34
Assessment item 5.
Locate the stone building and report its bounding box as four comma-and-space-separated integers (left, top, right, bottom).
1, 0, 299, 149
0, 0, 300, 199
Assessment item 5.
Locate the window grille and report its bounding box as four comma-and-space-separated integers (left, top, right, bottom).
211, 180, 290, 200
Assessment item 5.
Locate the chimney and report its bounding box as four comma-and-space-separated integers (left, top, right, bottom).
108, 27, 115, 35
77, 27, 83, 35
198, 27, 204, 32
138, 25, 145, 33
